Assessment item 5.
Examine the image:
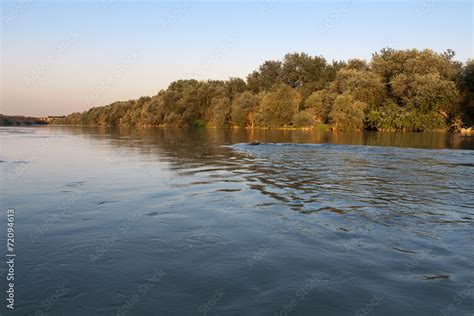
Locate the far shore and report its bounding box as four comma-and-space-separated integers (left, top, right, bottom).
8, 122, 473, 134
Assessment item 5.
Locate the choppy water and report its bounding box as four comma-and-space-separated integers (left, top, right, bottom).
1, 126, 473, 315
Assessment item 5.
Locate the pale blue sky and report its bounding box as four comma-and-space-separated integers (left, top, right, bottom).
1, 0, 472, 116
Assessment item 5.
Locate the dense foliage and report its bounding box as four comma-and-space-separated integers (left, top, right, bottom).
0, 115, 48, 126
53, 49, 473, 131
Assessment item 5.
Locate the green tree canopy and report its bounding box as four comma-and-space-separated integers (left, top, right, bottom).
52, 48, 471, 131
259, 84, 301, 127
329, 94, 367, 130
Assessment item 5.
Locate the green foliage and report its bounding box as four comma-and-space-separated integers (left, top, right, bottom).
331, 69, 386, 109
226, 77, 247, 101
366, 99, 447, 131
303, 90, 334, 123
457, 60, 474, 125
231, 91, 260, 127
0, 115, 48, 126
281, 53, 331, 97
192, 119, 207, 128
209, 97, 231, 127
366, 99, 407, 130
329, 94, 367, 130
293, 110, 314, 128
246, 60, 283, 93
345, 59, 369, 71
259, 84, 301, 127
371, 48, 457, 83
52, 48, 469, 131
314, 123, 330, 131
391, 73, 459, 114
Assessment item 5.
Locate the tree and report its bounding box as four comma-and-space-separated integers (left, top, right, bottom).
457, 60, 474, 125
226, 77, 247, 101
209, 97, 231, 127
372, 48, 458, 85
51, 48, 468, 131
331, 68, 386, 109
281, 53, 332, 97
345, 59, 368, 71
391, 73, 459, 115
259, 84, 301, 127
246, 60, 282, 93
231, 91, 260, 127
329, 94, 367, 130
303, 90, 335, 123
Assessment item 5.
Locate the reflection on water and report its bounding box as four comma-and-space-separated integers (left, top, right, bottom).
0, 126, 473, 316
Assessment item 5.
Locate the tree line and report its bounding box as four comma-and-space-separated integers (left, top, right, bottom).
0, 114, 48, 126
53, 49, 474, 131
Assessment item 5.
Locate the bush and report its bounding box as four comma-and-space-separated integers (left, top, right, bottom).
293, 111, 314, 127
366, 99, 448, 131
192, 119, 207, 128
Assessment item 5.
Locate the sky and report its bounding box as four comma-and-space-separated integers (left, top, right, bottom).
1, 0, 472, 116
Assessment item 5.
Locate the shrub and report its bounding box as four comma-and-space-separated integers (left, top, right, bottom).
293, 111, 314, 128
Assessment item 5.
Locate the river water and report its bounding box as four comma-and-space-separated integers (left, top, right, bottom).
1, 126, 473, 315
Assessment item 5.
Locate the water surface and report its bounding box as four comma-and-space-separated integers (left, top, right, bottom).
1, 127, 473, 315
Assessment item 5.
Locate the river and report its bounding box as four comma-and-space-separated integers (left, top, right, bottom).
1, 126, 473, 315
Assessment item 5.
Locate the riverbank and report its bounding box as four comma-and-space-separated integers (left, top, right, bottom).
43, 123, 474, 134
